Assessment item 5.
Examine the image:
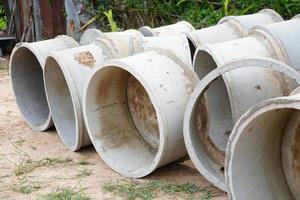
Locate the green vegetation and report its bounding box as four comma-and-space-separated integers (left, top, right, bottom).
103, 179, 212, 200
76, 168, 93, 178
38, 187, 90, 200
83, 0, 300, 32
14, 157, 73, 176
0, 3, 6, 30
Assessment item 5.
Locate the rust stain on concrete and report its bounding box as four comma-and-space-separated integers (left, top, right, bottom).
74, 51, 96, 68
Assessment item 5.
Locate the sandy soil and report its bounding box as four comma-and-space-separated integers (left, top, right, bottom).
0, 69, 227, 200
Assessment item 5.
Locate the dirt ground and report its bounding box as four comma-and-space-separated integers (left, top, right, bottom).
0, 68, 227, 200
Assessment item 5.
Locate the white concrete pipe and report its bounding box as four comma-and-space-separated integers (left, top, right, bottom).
44, 44, 110, 151
189, 9, 283, 48
184, 58, 300, 191
9, 36, 79, 131
138, 21, 195, 37
96, 33, 193, 68
293, 14, 300, 19
185, 18, 300, 191
226, 90, 300, 200
83, 50, 198, 178
79, 29, 104, 45
45, 31, 192, 151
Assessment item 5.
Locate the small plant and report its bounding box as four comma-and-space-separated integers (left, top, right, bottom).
77, 159, 92, 166
103, 9, 118, 32
14, 157, 73, 176
76, 168, 93, 178
12, 177, 41, 194
103, 179, 209, 200
38, 187, 90, 200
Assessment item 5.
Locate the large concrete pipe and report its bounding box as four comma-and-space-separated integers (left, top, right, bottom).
226, 90, 300, 200
83, 50, 198, 178
184, 58, 300, 191
44, 44, 110, 151
44, 33, 192, 151
138, 21, 195, 37
189, 9, 282, 48
9, 36, 79, 131
185, 18, 300, 191
96, 33, 193, 68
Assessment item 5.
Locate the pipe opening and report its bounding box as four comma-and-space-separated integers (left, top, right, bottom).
193, 50, 233, 152
44, 57, 77, 148
10, 46, 50, 129
187, 38, 196, 60
85, 66, 160, 176
230, 108, 295, 199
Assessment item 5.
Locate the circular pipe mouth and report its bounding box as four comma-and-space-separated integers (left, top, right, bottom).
83, 65, 164, 178
227, 103, 297, 199
10, 46, 52, 131
44, 57, 79, 151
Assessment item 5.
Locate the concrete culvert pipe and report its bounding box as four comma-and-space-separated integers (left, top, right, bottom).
9, 36, 78, 131
95, 33, 193, 68
189, 9, 282, 48
292, 14, 300, 19
250, 17, 300, 72
83, 50, 198, 178
184, 58, 300, 191
226, 91, 300, 200
44, 44, 110, 151
138, 21, 197, 58
79, 29, 104, 45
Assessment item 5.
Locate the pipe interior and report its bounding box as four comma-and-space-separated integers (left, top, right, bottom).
10, 46, 50, 128
230, 108, 295, 199
85, 66, 159, 175
44, 57, 76, 148
193, 50, 233, 152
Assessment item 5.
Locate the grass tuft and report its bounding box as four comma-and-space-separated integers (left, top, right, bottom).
76, 160, 92, 166
14, 157, 73, 176
76, 168, 93, 178
103, 180, 210, 200
38, 187, 90, 200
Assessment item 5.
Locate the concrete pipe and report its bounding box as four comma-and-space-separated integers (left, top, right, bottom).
226, 91, 300, 200
96, 34, 193, 68
138, 21, 197, 58
184, 58, 300, 191
292, 14, 300, 19
44, 44, 110, 151
9, 36, 79, 131
79, 29, 104, 45
189, 9, 282, 48
83, 50, 198, 178
138, 21, 195, 37
250, 17, 300, 72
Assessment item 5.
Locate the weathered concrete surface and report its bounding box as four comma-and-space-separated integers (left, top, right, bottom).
0, 70, 227, 199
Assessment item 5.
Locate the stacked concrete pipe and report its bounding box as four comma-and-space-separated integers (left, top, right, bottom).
9, 36, 79, 131
189, 9, 283, 48
184, 17, 300, 191
44, 30, 193, 151
83, 50, 198, 178
226, 88, 300, 200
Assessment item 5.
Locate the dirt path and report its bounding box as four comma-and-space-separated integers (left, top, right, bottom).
0, 69, 227, 200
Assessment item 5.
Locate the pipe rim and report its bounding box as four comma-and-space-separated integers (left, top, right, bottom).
225, 94, 300, 199
184, 57, 300, 191
83, 59, 168, 178
9, 43, 53, 131
44, 54, 83, 151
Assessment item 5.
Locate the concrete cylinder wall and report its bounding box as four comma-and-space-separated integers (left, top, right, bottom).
189, 9, 283, 48
43, 44, 109, 151
9, 36, 79, 131
226, 93, 300, 200
83, 51, 198, 178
